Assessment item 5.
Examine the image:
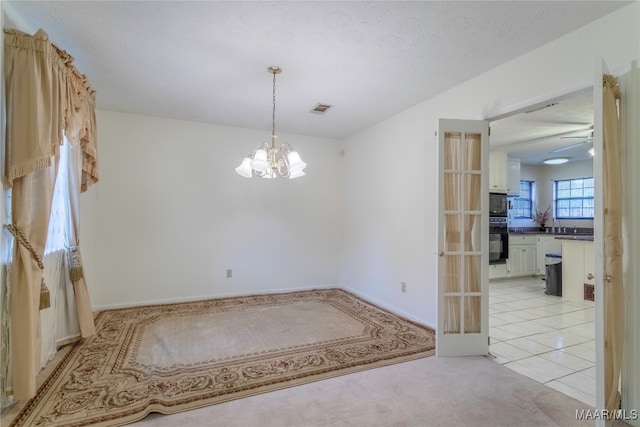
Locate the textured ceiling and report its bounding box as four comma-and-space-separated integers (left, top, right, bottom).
3, 1, 630, 149
491, 93, 595, 165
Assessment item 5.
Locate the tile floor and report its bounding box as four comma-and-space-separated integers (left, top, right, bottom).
489, 276, 596, 407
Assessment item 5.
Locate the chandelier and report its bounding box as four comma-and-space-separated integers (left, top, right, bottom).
235, 66, 307, 179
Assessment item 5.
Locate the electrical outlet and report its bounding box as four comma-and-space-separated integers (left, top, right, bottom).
226, 269, 232, 278
401, 282, 406, 293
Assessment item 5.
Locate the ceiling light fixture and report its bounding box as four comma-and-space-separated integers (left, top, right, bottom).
543, 157, 569, 165
235, 66, 307, 179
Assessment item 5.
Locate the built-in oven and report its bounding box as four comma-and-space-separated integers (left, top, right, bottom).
489, 192, 508, 217
489, 216, 508, 265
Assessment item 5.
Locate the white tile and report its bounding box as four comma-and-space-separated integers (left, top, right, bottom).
560, 322, 595, 339
490, 312, 528, 324
490, 326, 525, 341
556, 371, 596, 397
490, 342, 534, 363
565, 308, 596, 322
533, 304, 573, 315
494, 323, 539, 337
504, 355, 575, 383
561, 342, 596, 363
527, 330, 592, 350
489, 277, 598, 407
515, 306, 559, 317
489, 315, 509, 327
536, 314, 588, 329
519, 297, 553, 308
505, 309, 541, 321
546, 380, 595, 407
505, 337, 556, 355
512, 320, 556, 335
538, 350, 594, 371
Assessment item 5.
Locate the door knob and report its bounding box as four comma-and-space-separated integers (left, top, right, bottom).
587, 273, 594, 280
439, 252, 444, 257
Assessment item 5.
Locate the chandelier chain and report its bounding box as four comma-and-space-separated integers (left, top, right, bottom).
272, 71, 277, 141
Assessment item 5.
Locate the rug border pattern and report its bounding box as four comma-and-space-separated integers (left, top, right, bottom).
10, 288, 435, 427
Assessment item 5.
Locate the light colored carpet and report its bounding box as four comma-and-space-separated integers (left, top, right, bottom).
132, 355, 596, 427
8, 289, 435, 426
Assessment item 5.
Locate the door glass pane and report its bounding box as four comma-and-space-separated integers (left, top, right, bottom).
464, 173, 482, 212
464, 255, 481, 292
443, 173, 461, 211
465, 133, 482, 171
444, 255, 461, 293
444, 214, 461, 252
444, 132, 462, 170
464, 214, 481, 253
464, 296, 481, 333
444, 296, 461, 334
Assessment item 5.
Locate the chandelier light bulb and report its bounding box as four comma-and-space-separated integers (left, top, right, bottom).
235, 157, 253, 178
250, 149, 269, 172
287, 151, 307, 173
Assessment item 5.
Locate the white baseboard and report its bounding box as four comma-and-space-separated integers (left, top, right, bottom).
93, 283, 339, 311
93, 284, 435, 332
339, 285, 435, 330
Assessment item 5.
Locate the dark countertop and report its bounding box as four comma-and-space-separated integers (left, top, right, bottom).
508, 230, 594, 241
554, 235, 594, 241
509, 227, 593, 238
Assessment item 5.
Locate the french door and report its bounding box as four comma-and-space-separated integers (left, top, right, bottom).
437, 119, 489, 356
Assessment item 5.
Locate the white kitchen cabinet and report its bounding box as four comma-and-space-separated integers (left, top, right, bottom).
507, 235, 537, 277
536, 235, 563, 275
561, 240, 595, 303
506, 158, 521, 196
489, 151, 507, 193
489, 263, 508, 280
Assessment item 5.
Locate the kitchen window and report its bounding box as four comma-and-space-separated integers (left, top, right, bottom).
512, 180, 534, 218
554, 177, 594, 219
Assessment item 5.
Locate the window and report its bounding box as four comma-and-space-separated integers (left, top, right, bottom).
512, 180, 534, 218
554, 177, 594, 219
45, 138, 71, 255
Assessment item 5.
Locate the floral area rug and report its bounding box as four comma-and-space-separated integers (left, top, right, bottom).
10, 288, 435, 426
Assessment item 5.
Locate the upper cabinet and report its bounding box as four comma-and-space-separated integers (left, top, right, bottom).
489, 151, 508, 193
489, 151, 520, 195
507, 158, 521, 196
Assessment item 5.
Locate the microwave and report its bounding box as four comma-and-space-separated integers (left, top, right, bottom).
489, 192, 508, 217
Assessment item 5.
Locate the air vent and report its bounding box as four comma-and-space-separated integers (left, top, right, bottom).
310, 103, 333, 114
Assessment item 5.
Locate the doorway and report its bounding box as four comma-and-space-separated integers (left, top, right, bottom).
486, 91, 597, 406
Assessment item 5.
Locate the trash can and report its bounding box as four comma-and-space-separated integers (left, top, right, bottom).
545, 253, 562, 296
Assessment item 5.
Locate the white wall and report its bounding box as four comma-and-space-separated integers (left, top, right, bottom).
81, 111, 343, 308
341, 3, 640, 328
509, 160, 594, 229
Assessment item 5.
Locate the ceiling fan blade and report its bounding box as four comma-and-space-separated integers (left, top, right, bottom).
559, 127, 593, 139
560, 135, 593, 139
549, 140, 589, 153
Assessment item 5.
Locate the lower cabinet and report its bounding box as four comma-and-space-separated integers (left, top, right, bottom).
489, 263, 508, 280
508, 245, 536, 277
508, 235, 537, 277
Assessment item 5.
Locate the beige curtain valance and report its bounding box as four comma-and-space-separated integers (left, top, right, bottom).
4, 28, 99, 191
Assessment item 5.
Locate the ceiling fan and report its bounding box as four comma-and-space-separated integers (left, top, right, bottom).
549, 128, 593, 153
